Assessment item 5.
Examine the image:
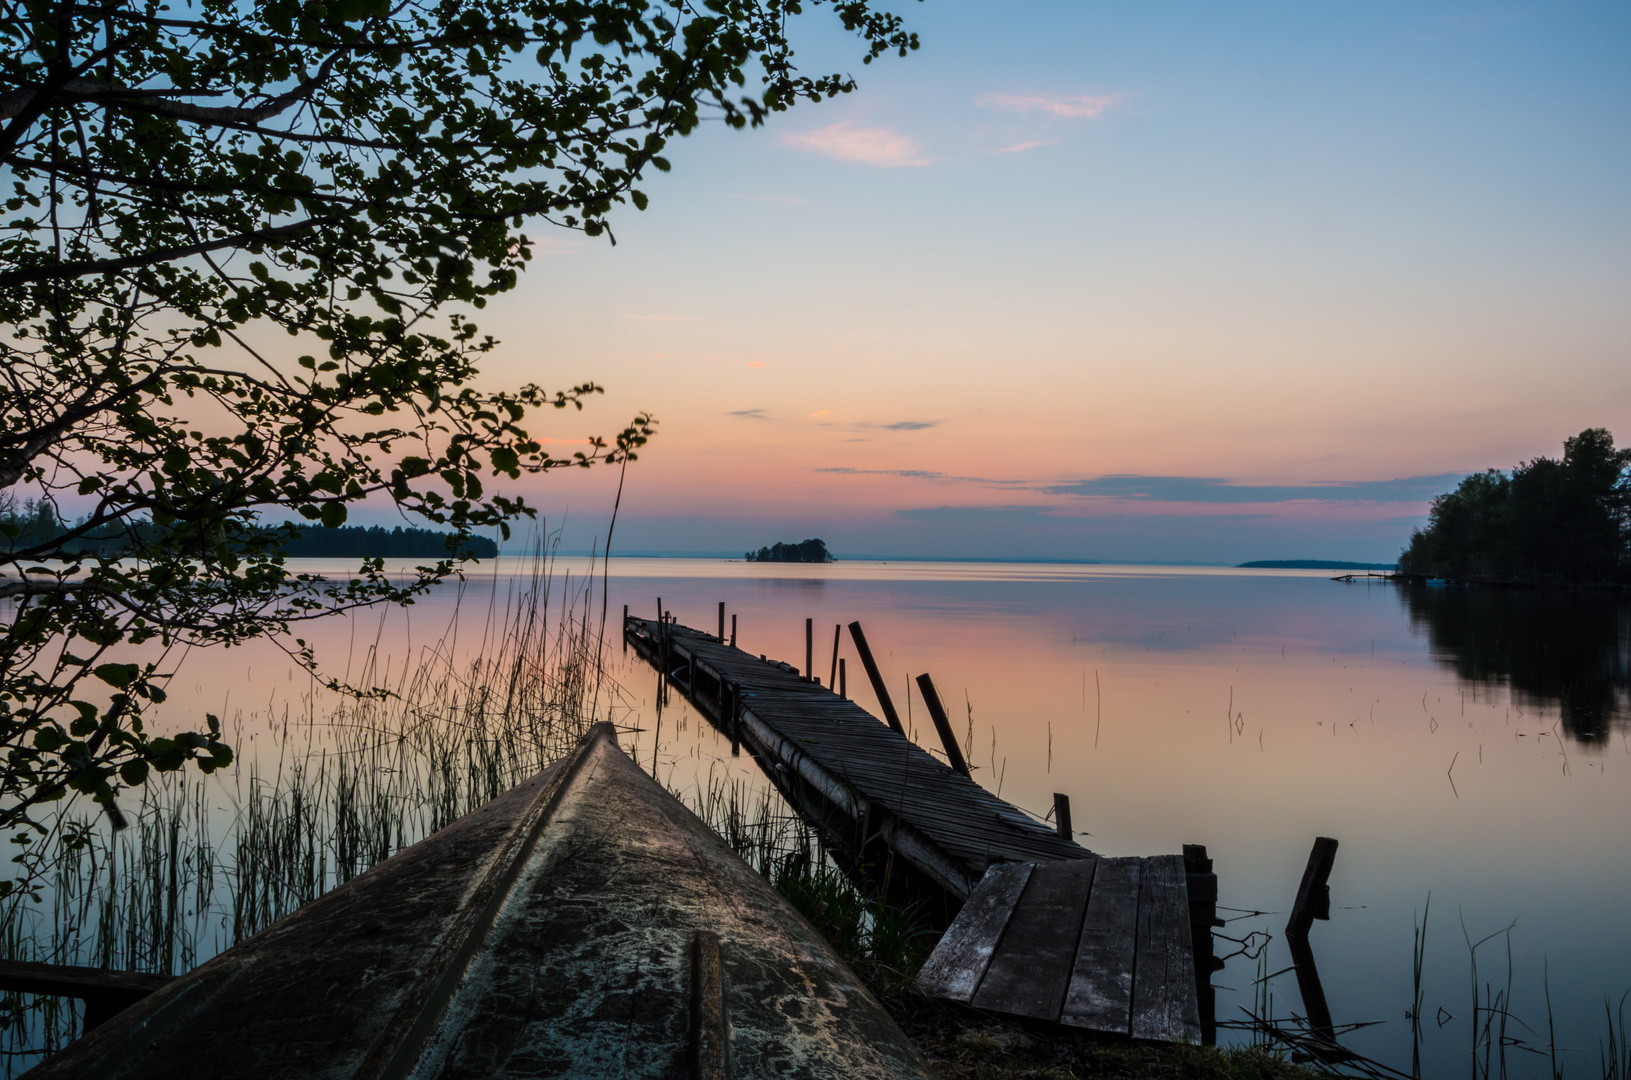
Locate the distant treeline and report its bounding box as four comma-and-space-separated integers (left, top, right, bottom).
1399, 428, 1630, 585
1239, 560, 1397, 570
278, 525, 496, 558
1, 501, 494, 559
745, 539, 834, 563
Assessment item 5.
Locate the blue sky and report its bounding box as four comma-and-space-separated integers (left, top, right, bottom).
450, 1, 1630, 562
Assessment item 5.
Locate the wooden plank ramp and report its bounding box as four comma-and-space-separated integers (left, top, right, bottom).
626, 616, 1089, 899
626, 615, 1210, 1045
919, 857, 1202, 1043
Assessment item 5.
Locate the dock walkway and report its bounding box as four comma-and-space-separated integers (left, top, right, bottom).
625, 616, 1087, 900
625, 615, 1217, 1044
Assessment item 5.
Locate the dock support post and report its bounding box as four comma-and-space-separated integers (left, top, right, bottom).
805, 618, 813, 680
1287, 837, 1338, 937
915, 674, 971, 777
1052, 793, 1072, 840
839, 658, 846, 698
847, 622, 906, 734
729, 686, 741, 757
622, 604, 628, 653
718, 602, 725, 641
1184, 844, 1222, 1046
829, 623, 840, 690
730, 614, 736, 648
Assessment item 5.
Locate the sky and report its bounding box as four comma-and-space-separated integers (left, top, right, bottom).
448, 1, 1630, 563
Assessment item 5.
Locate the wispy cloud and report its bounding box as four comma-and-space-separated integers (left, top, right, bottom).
977, 92, 1124, 119
882, 420, 937, 431
895, 504, 1061, 523
1043, 473, 1463, 504
781, 123, 928, 168
998, 138, 1059, 155
818, 467, 1027, 487
728, 408, 772, 421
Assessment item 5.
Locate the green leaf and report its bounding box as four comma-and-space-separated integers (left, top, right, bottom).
92, 664, 140, 690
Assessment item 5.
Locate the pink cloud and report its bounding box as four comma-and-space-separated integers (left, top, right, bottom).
977, 92, 1124, 119
998, 138, 1060, 154
780, 123, 928, 167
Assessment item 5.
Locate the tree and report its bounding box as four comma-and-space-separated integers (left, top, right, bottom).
0, 0, 916, 852
1399, 429, 1631, 583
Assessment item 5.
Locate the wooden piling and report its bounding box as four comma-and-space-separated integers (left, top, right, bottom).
915, 674, 971, 778
839, 658, 846, 698
729, 685, 741, 757
730, 614, 736, 648
846, 622, 905, 734
1053, 793, 1072, 840
805, 618, 813, 681
829, 623, 840, 689
718, 601, 725, 642
622, 604, 628, 652
1286, 837, 1338, 938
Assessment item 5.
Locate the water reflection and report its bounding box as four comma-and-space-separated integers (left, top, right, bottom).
1399, 583, 1631, 744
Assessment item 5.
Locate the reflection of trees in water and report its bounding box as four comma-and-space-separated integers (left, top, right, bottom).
1399, 585, 1631, 745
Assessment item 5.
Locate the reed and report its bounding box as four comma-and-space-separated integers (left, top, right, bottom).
676, 767, 936, 997
0, 536, 624, 1075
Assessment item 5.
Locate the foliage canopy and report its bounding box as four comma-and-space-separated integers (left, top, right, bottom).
1399, 429, 1631, 584
0, 0, 915, 849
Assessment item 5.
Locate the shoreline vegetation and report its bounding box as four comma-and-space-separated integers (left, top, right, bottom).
1398, 428, 1630, 587
744, 538, 835, 563
0, 502, 497, 561
1238, 560, 1397, 571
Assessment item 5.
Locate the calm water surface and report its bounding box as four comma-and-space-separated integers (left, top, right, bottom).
198, 559, 1631, 1076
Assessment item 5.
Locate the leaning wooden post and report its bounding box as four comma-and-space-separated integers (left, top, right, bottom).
804, 618, 813, 680
828, 623, 840, 689
847, 622, 905, 734
1052, 793, 1072, 840
729, 685, 741, 757
915, 673, 971, 777
1287, 836, 1339, 938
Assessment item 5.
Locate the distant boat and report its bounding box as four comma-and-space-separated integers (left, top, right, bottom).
29, 724, 930, 1079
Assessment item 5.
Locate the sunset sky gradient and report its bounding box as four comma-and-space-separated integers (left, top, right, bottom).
458, 1, 1629, 562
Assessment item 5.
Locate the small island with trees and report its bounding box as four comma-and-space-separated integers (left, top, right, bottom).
744, 538, 835, 563
1398, 428, 1630, 585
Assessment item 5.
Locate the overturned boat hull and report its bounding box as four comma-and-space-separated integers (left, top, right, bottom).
30, 723, 929, 1079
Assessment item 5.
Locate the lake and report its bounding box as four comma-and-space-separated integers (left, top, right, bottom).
591, 559, 1631, 1077
29, 557, 1631, 1077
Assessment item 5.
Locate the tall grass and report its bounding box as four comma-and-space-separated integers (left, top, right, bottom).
678, 765, 938, 997
0, 538, 624, 1075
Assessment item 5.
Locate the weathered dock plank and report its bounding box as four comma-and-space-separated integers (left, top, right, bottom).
1062, 856, 1141, 1033
971, 860, 1097, 1020
1130, 855, 1204, 1043
914, 861, 1033, 1003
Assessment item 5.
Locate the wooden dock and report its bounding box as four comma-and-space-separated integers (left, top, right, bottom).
625, 614, 1218, 1043
916, 857, 1202, 1042
625, 616, 1089, 901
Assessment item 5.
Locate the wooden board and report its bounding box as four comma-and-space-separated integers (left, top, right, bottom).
1130, 855, 1203, 1043
1062, 856, 1140, 1035
971, 860, 1097, 1021
915, 862, 1033, 1003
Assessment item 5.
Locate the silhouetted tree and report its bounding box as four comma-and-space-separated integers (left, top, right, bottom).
1400, 429, 1631, 583
745, 539, 834, 563
0, 0, 914, 857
